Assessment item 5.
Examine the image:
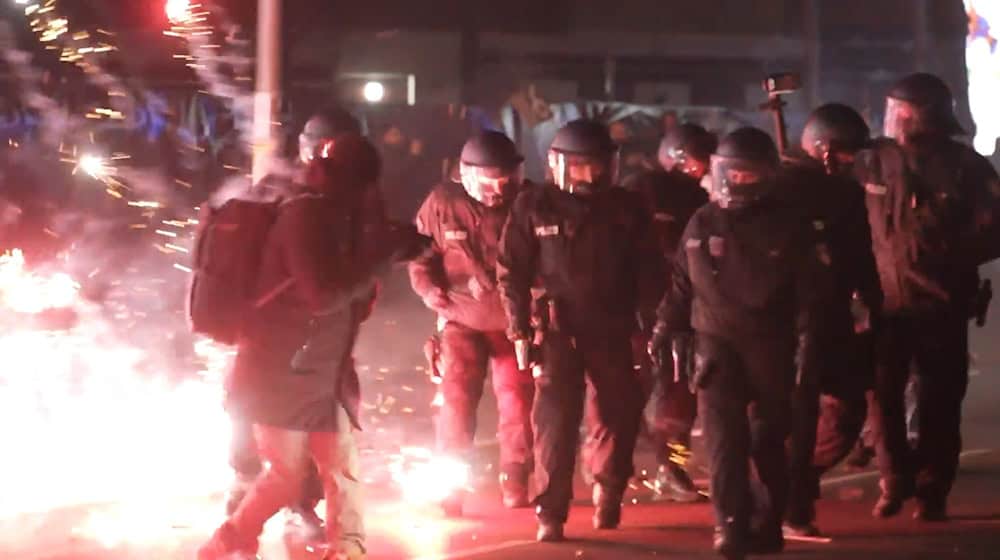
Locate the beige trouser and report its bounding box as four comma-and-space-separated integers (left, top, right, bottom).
230, 407, 364, 553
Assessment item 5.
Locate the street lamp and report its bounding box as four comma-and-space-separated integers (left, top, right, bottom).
362, 81, 386, 103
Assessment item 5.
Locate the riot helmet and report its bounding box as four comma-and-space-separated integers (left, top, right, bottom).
801, 103, 871, 176
884, 73, 964, 145
710, 127, 780, 210
657, 123, 717, 181
299, 106, 363, 163
547, 119, 619, 196
455, 131, 524, 207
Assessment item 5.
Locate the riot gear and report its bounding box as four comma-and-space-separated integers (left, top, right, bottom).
710, 127, 780, 210
548, 119, 619, 196
801, 103, 871, 176
298, 106, 363, 163
456, 131, 524, 207
884, 73, 964, 145
658, 123, 717, 181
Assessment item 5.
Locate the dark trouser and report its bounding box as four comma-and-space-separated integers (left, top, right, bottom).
870, 313, 969, 504
698, 333, 793, 543
786, 390, 867, 524
632, 334, 697, 464
787, 332, 871, 525
437, 322, 534, 476
229, 414, 323, 510
533, 331, 643, 523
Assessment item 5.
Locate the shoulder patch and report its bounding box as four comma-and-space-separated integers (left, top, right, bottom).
444, 229, 468, 241
534, 224, 560, 237
865, 183, 888, 196
685, 238, 702, 250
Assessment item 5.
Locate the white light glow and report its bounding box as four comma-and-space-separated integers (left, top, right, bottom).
363, 81, 386, 103
165, 0, 192, 24
78, 154, 108, 179
967, 0, 1000, 156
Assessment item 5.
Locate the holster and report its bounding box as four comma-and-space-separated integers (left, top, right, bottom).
974, 279, 992, 327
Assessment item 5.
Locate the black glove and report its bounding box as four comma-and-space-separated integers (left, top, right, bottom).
671, 332, 694, 387
647, 324, 671, 371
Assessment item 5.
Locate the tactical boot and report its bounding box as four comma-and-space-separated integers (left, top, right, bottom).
654, 462, 703, 503
782, 521, 823, 539
283, 505, 325, 543
536, 520, 565, 542
499, 471, 530, 509
713, 527, 746, 560
197, 522, 259, 560
748, 523, 785, 554
872, 478, 913, 519
592, 484, 622, 530
913, 498, 948, 522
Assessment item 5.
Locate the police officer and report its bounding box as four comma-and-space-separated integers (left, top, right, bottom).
498, 119, 659, 542
649, 128, 833, 559
624, 123, 712, 502
409, 131, 534, 514
782, 104, 883, 537
859, 73, 1000, 521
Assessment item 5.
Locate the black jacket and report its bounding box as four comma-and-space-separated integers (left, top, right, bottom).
497, 183, 662, 339
855, 136, 1000, 315
656, 197, 833, 351
625, 169, 709, 268
778, 161, 883, 334
409, 182, 510, 332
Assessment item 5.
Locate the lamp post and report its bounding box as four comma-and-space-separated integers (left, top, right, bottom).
252, 0, 282, 183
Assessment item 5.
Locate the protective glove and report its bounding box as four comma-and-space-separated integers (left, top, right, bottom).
647, 323, 671, 371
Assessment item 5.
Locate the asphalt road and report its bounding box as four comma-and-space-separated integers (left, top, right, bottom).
2, 268, 999, 560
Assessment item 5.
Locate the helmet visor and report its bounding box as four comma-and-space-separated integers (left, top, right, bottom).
458, 162, 523, 207
547, 151, 618, 195
709, 155, 776, 210
883, 97, 924, 144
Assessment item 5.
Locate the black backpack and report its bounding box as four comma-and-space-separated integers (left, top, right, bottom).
187, 194, 286, 345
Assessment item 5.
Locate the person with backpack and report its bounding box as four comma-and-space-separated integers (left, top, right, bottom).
216, 106, 366, 539
648, 128, 835, 560
859, 73, 1000, 521
197, 134, 422, 560
409, 131, 535, 515
780, 104, 883, 537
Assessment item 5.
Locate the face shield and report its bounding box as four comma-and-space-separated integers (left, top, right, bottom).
298, 118, 336, 163
883, 97, 924, 146
805, 139, 858, 177
547, 150, 618, 196
709, 155, 777, 210
458, 161, 523, 207
663, 147, 709, 181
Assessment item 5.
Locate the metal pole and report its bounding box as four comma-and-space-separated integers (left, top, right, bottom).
252, 0, 281, 183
